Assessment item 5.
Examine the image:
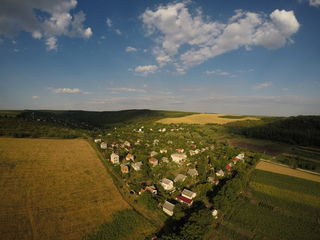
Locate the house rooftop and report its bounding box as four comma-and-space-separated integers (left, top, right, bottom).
163, 201, 175, 211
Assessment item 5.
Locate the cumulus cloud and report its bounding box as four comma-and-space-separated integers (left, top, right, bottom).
134, 65, 158, 76
310, 0, 320, 7
0, 0, 92, 50
125, 46, 138, 52
252, 82, 273, 89
141, 2, 300, 73
32, 95, 39, 99
52, 88, 83, 93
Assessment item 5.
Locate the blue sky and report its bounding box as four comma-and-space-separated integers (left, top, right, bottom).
0, 0, 319, 116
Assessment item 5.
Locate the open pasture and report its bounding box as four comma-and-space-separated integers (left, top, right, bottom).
0, 138, 130, 240
157, 113, 259, 125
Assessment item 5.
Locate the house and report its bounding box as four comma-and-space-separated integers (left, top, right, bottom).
231, 157, 239, 164
216, 169, 225, 177
176, 148, 184, 153
145, 185, 158, 194
110, 153, 120, 164
139, 185, 157, 195
182, 189, 197, 199
125, 153, 134, 161
174, 174, 187, 182
162, 201, 175, 216
236, 153, 245, 160
160, 149, 167, 154
148, 157, 158, 167
150, 151, 158, 157
161, 157, 169, 163
212, 209, 218, 219
207, 177, 219, 185
120, 164, 129, 174
94, 139, 102, 143
171, 153, 187, 164
176, 195, 193, 206
187, 168, 198, 177
226, 163, 232, 171
100, 142, 107, 149
160, 178, 174, 191
131, 161, 142, 171
167, 140, 173, 144
124, 141, 131, 148
153, 139, 159, 145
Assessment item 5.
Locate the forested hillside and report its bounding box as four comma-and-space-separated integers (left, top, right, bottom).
227, 116, 320, 147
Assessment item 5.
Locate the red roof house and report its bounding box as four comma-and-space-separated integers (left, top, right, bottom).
175, 195, 193, 206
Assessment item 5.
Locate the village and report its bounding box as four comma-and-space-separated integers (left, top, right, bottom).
94, 123, 246, 218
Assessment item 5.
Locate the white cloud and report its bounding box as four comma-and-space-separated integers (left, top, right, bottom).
52, 88, 82, 93
310, 0, 320, 7
32, 31, 42, 39
46, 37, 58, 51
205, 69, 231, 76
141, 2, 300, 73
32, 95, 39, 99
107, 88, 146, 93
134, 65, 158, 76
0, 0, 92, 50
252, 82, 273, 89
106, 18, 112, 28
115, 29, 122, 35
125, 46, 138, 52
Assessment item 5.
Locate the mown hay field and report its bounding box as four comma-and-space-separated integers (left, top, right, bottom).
157, 113, 259, 125
0, 138, 130, 240
256, 160, 320, 182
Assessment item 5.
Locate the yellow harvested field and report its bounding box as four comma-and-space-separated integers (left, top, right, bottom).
157, 113, 259, 125
0, 138, 129, 240
256, 161, 320, 182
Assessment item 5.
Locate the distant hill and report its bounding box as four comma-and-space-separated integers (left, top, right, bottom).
17, 109, 195, 129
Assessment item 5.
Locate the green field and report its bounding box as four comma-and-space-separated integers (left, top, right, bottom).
216, 170, 320, 240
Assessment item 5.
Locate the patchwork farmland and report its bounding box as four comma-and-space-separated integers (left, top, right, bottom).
0, 138, 131, 240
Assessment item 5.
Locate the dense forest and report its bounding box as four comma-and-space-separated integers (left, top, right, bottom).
227, 116, 320, 147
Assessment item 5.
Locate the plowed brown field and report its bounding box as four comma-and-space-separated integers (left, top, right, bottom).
0, 138, 129, 240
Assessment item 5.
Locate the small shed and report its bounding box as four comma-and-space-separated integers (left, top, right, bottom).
174, 174, 187, 183
150, 151, 158, 157
131, 161, 142, 171
163, 201, 175, 216
149, 157, 159, 167
125, 153, 134, 161
187, 168, 198, 177
161, 157, 169, 163
216, 169, 225, 177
